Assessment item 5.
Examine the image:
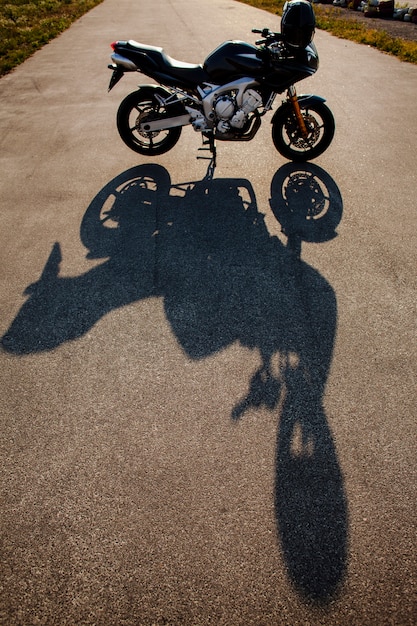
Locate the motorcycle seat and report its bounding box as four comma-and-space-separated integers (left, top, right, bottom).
126, 40, 208, 85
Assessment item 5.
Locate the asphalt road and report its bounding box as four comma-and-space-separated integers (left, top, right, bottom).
0, 0, 416, 624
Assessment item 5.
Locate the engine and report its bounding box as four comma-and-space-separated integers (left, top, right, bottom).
213, 89, 263, 134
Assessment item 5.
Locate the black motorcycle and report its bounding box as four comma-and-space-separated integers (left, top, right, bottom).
108, 0, 335, 162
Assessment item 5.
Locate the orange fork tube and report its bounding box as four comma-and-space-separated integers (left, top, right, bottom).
288, 86, 308, 139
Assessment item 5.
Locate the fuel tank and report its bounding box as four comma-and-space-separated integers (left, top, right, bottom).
203, 41, 265, 82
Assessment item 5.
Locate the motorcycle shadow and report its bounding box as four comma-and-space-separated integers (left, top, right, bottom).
2, 162, 346, 603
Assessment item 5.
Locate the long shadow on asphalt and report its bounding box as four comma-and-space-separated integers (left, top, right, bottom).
2, 162, 347, 604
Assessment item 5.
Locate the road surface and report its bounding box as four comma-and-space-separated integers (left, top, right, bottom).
0, 0, 416, 624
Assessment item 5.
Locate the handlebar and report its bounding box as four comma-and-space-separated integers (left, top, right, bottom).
252, 28, 271, 36
252, 27, 283, 46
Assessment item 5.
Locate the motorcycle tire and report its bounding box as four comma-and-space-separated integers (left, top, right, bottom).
272, 101, 335, 162
117, 86, 183, 156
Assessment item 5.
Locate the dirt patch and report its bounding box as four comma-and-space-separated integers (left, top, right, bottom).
323, 4, 417, 41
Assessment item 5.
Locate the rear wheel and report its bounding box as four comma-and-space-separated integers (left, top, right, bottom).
272, 101, 335, 162
117, 86, 183, 155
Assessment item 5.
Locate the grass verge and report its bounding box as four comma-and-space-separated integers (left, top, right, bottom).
0, 0, 105, 77
237, 0, 417, 63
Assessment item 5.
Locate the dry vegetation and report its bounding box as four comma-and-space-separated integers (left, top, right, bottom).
0, 0, 104, 76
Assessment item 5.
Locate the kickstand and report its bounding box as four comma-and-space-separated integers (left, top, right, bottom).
198, 132, 217, 169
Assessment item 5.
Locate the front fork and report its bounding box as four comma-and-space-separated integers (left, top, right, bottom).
288, 85, 308, 139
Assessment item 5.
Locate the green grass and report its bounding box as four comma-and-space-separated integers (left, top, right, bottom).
237, 0, 417, 63
0, 0, 105, 76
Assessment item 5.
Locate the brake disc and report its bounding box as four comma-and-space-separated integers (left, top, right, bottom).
286, 112, 320, 149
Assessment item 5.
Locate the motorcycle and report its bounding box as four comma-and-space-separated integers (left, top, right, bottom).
108, 0, 335, 163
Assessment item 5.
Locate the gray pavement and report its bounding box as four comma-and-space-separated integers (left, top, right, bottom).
0, 0, 416, 624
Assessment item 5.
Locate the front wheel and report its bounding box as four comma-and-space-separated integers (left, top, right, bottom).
272, 101, 335, 162
117, 86, 183, 155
